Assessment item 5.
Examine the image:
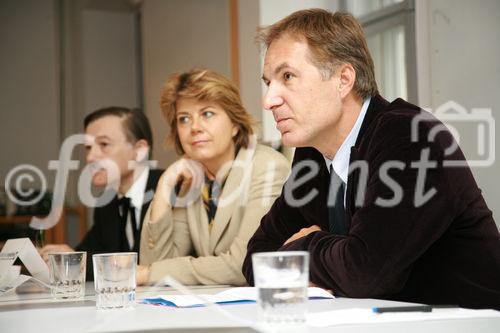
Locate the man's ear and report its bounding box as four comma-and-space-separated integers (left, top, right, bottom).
134, 139, 150, 162
337, 63, 356, 99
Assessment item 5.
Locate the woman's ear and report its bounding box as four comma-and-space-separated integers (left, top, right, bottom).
232, 125, 239, 138
134, 139, 150, 162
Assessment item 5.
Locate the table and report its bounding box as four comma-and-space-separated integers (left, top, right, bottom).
1, 281, 499, 333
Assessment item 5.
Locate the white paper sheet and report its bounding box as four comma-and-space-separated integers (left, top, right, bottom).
0, 274, 31, 294
0, 238, 49, 284
146, 286, 334, 307
0, 251, 19, 282
0, 238, 55, 296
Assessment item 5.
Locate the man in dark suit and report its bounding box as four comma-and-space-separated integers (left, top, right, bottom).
40, 107, 162, 278
242, 9, 500, 309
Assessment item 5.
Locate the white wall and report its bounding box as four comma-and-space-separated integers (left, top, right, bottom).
417, 0, 500, 225
0, 0, 59, 188
81, 9, 139, 113
141, 0, 231, 169
0, 0, 140, 227
61, 1, 140, 142
237, 0, 261, 129
65, 2, 140, 210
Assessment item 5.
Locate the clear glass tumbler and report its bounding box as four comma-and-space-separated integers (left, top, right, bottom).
252, 251, 310, 324
48, 251, 86, 299
92, 252, 137, 309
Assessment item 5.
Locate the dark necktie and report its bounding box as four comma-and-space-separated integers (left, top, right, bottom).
118, 197, 138, 250
328, 165, 347, 235
202, 180, 218, 232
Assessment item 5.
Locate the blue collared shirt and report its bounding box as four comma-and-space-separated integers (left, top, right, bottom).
324, 97, 371, 206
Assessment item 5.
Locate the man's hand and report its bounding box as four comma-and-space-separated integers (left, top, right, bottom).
136, 264, 151, 286
39, 244, 74, 262
284, 225, 321, 246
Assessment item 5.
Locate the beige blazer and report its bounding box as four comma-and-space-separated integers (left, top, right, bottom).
140, 141, 290, 286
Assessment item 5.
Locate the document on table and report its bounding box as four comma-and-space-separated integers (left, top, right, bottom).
0, 274, 31, 294
142, 286, 334, 307
0, 238, 49, 282
307, 307, 500, 327
0, 238, 49, 295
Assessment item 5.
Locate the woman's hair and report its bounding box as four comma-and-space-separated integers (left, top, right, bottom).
160, 68, 255, 155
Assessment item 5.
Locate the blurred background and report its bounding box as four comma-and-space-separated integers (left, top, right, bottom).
1, 0, 499, 246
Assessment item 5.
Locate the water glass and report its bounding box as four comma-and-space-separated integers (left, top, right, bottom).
92, 252, 137, 309
252, 251, 309, 324
48, 252, 86, 299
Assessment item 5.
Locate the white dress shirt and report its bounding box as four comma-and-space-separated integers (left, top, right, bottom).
119, 167, 150, 249
324, 97, 371, 206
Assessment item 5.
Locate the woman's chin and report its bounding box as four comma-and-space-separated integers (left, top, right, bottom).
187, 153, 212, 164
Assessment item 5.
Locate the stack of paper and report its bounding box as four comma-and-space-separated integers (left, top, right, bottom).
142, 287, 334, 307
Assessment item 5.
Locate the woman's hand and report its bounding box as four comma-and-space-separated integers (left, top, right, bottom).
136, 264, 151, 286
150, 158, 204, 221
164, 158, 204, 196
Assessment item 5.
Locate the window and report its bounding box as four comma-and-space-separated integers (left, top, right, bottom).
341, 0, 416, 103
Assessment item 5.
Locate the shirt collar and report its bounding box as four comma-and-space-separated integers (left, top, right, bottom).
324, 97, 371, 183
123, 166, 150, 209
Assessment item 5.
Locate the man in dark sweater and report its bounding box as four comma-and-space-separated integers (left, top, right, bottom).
242, 9, 500, 309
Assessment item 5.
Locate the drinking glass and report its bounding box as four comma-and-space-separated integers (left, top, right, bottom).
92, 252, 137, 309
252, 251, 309, 324
48, 252, 86, 299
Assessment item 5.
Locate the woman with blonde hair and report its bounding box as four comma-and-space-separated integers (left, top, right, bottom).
137, 68, 289, 286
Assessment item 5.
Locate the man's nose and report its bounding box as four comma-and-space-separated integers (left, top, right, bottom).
86, 145, 99, 163
263, 84, 284, 111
